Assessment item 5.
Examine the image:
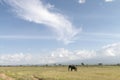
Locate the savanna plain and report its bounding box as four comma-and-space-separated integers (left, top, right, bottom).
0, 66, 120, 80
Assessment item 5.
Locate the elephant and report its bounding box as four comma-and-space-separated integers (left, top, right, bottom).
68, 65, 77, 71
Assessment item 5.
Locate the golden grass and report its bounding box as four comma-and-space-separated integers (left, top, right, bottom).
0, 66, 120, 80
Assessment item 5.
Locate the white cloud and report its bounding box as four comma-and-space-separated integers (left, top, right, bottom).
0, 48, 96, 65
0, 43, 120, 65
105, 0, 114, 2
50, 43, 120, 63
0, 53, 32, 65
50, 48, 96, 63
1, 0, 80, 44
78, 0, 86, 4
100, 42, 120, 57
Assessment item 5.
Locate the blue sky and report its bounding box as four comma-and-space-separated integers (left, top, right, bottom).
0, 0, 120, 65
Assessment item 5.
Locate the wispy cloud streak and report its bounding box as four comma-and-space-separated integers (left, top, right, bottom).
83, 32, 120, 38
78, 0, 115, 4
1, 0, 80, 44
0, 35, 54, 40
105, 0, 114, 2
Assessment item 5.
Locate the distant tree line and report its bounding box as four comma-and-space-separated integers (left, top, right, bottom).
0, 63, 120, 67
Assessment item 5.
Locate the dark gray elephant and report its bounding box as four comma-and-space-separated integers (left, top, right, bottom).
68, 65, 77, 71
